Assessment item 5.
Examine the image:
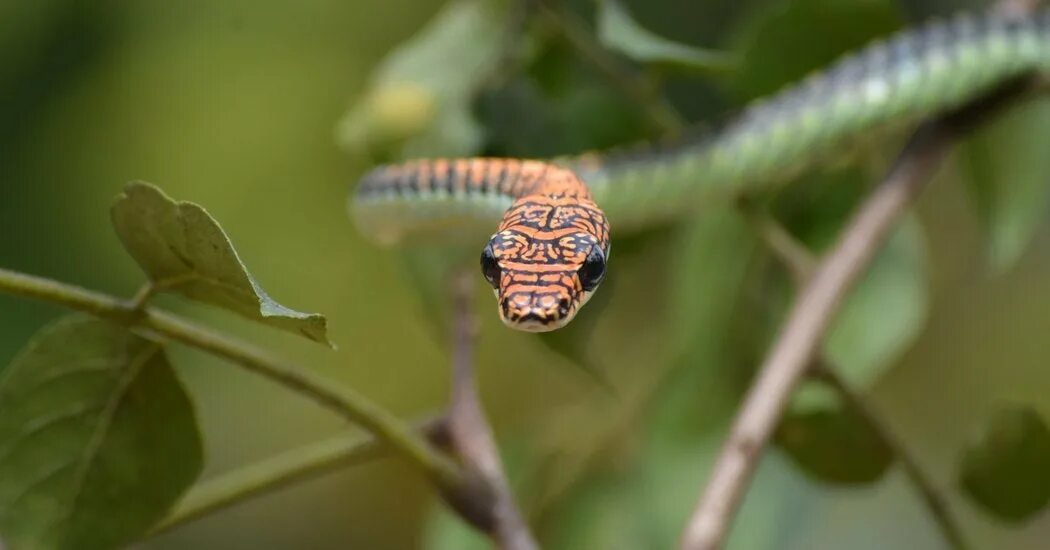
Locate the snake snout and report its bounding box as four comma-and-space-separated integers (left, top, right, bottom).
499, 292, 574, 332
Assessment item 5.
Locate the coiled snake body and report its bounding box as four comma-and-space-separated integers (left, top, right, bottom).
352, 9, 1050, 331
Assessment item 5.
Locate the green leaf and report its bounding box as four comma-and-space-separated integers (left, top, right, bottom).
961, 98, 1050, 273
0, 316, 203, 549
335, 0, 506, 158
111, 181, 331, 346
776, 380, 893, 485
959, 404, 1050, 522
728, 0, 902, 99
596, 0, 735, 74
824, 217, 928, 388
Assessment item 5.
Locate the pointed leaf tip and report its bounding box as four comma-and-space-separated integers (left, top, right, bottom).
111, 181, 332, 346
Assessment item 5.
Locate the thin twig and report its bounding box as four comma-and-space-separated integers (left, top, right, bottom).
737, 201, 815, 285
444, 270, 539, 550
810, 363, 968, 550
678, 77, 1037, 550
0, 267, 463, 494
149, 418, 448, 536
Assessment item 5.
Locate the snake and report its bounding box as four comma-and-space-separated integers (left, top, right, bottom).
351, 8, 1050, 332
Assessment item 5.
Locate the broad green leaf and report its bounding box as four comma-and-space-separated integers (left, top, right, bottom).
824, 217, 927, 388
961, 98, 1050, 273
728, 0, 902, 100
596, 0, 735, 74
111, 182, 331, 346
0, 316, 203, 549
959, 404, 1050, 522
335, 0, 506, 159
776, 380, 893, 485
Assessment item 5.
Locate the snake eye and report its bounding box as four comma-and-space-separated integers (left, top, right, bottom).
578, 247, 606, 292
480, 244, 501, 289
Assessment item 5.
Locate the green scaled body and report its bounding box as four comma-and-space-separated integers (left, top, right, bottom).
575, 10, 1050, 228
352, 10, 1050, 243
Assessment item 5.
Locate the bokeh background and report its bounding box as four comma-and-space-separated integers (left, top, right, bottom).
2, 0, 1050, 548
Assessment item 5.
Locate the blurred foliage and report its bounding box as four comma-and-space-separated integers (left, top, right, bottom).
595, 0, 737, 74
959, 404, 1050, 523
3, 0, 1050, 549
335, 0, 506, 160
961, 98, 1050, 273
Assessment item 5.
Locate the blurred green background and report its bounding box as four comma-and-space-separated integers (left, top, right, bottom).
2, 0, 1050, 548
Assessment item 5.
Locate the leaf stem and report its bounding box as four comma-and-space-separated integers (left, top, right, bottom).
127, 282, 157, 311
0, 267, 464, 494
150, 418, 448, 536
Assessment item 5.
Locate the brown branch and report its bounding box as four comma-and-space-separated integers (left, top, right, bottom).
678, 77, 1038, 550
741, 200, 969, 548
442, 270, 539, 550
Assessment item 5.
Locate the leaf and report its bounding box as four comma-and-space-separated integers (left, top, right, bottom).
776, 380, 893, 485
824, 216, 928, 388
0, 316, 203, 550
959, 404, 1050, 522
596, 0, 735, 74
335, 0, 506, 159
961, 98, 1050, 273
111, 181, 331, 346
728, 0, 902, 100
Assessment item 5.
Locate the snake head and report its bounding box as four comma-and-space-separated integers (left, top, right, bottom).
479, 196, 611, 332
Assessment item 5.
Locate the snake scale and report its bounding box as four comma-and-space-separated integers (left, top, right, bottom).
351, 8, 1050, 331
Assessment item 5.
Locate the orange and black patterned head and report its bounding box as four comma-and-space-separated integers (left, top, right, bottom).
480, 194, 611, 332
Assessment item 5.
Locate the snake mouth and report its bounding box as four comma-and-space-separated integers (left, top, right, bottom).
496, 289, 599, 332
498, 294, 575, 332
500, 310, 574, 332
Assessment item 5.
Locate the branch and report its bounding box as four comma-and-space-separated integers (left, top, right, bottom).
678, 77, 1037, 550
442, 270, 539, 550
148, 418, 448, 536
810, 363, 968, 550
0, 267, 463, 494
742, 201, 969, 548
737, 201, 814, 285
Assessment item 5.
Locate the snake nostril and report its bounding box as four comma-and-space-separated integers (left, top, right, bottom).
557, 298, 570, 317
